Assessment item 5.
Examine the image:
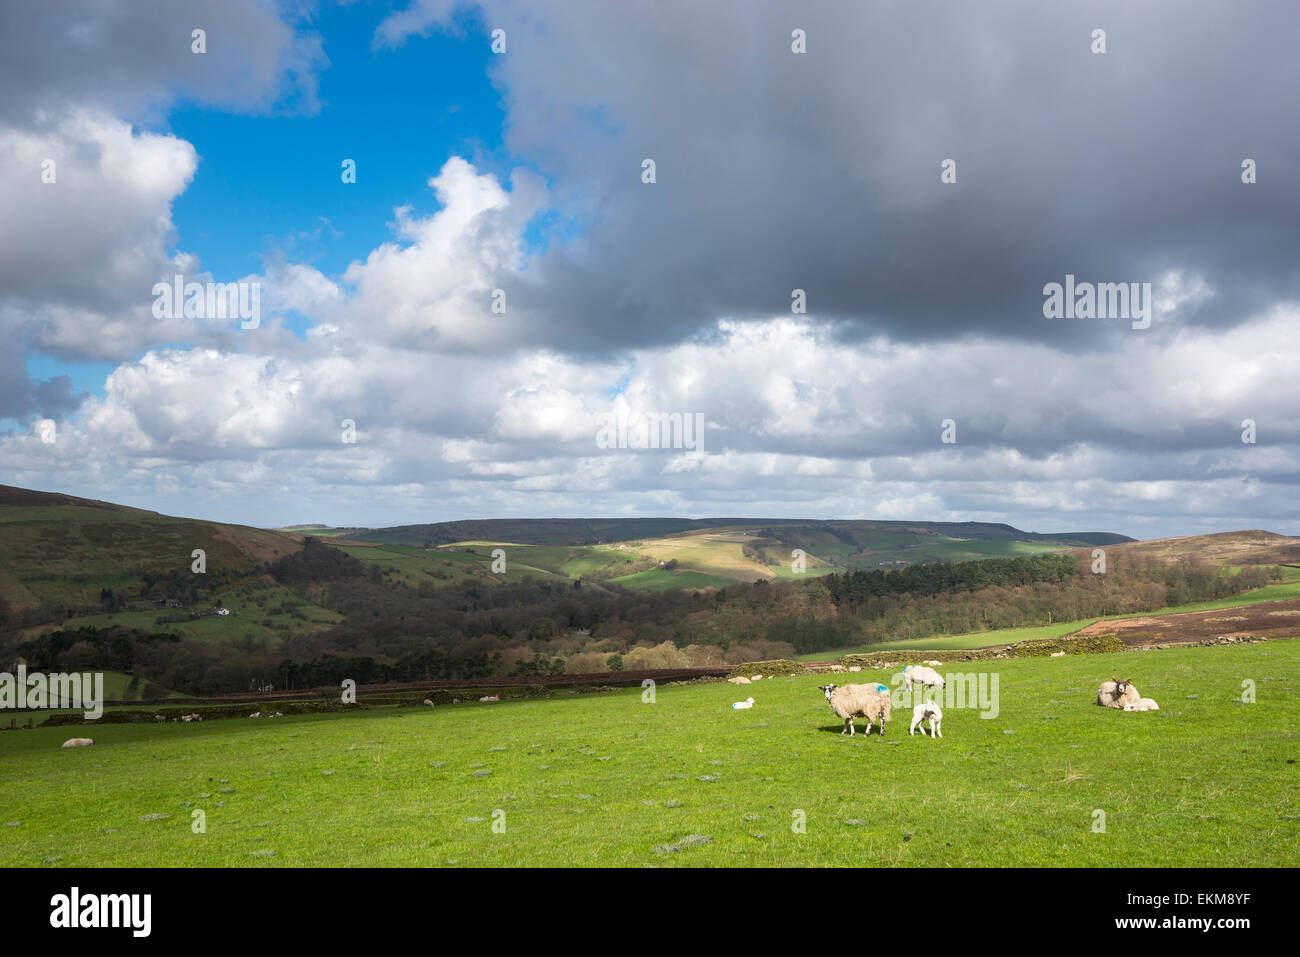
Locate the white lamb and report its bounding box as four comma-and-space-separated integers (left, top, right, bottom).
1123, 697, 1159, 712
902, 664, 945, 694
819, 683, 892, 736
909, 701, 943, 738
731, 697, 755, 710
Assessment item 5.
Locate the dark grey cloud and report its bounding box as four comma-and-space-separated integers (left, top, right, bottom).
0, 0, 325, 124
386, 0, 1300, 352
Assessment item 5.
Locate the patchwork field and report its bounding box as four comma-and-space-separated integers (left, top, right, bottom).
3, 640, 1295, 867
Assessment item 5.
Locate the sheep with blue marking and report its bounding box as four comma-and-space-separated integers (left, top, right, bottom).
819, 683, 892, 736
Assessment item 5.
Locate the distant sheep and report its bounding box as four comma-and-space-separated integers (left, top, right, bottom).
249, 712, 262, 718
479, 695, 500, 703
847, 666, 862, 672
154, 715, 166, 723
731, 697, 755, 710
728, 676, 751, 685
1123, 697, 1160, 712
829, 664, 844, 672
903, 665, 945, 695
819, 683, 892, 737
922, 660, 943, 667
909, 701, 943, 738
1050, 651, 1066, 657
423, 699, 435, 706
1096, 678, 1140, 710
61, 738, 94, 748
751, 674, 764, 681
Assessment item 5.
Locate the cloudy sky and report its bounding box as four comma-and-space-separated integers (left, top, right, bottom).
2, 0, 1297, 539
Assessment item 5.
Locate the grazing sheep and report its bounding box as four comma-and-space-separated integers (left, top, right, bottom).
829, 664, 844, 672
423, 698, 435, 706
819, 684, 892, 737
909, 701, 943, 738
61, 738, 94, 748
1050, 651, 1066, 657
731, 697, 755, 710
728, 676, 751, 685
902, 664, 945, 695
154, 715, 165, 723
1096, 678, 1140, 709
249, 711, 262, 718
1123, 697, 1160, 712
922, 660, 943, 667
848, 666, 862, 672
479, 695, 500, 703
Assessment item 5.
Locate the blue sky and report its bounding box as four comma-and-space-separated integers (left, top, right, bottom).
168, 3, 506, 288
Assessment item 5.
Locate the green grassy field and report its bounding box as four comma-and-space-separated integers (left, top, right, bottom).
2, 640, 1295, 866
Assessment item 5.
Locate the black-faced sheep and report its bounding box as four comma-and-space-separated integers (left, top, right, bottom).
819, 683, 892, 736
1096, 678, 1140, 709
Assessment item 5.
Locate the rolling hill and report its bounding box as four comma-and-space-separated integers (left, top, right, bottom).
336, 517, 1134, 548
0, 485, 302, 612
331, 518, 1135, 588
1098, 529, 1300, 566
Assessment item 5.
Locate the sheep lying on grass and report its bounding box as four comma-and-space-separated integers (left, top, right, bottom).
61, 738, 94, 748
909, 701, 943, 738
902, 665, 945, 695
731, 697, 754, 710
1096, 678, 1140, 709
727, 676, 751, 685
1123, 697, 1160, 712
479, 695, 500, 703
819, 684, 891, 736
